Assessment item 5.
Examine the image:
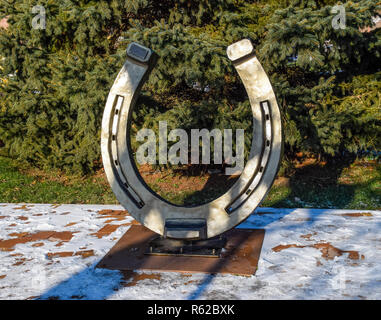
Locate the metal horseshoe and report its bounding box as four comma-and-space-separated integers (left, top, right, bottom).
101, 39, 283, 240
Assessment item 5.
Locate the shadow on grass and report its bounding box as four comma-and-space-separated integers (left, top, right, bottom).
270, 156, 380, 210
181, 171, 238, 207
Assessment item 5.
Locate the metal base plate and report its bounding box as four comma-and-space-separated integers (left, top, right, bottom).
96, 225, 265, 276
145, 237, 227, 258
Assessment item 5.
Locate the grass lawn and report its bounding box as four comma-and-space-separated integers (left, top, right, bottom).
0, 156, 117, 205
0, 155, 379, 210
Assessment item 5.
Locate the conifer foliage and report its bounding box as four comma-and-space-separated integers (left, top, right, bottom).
0, 0, 380, 173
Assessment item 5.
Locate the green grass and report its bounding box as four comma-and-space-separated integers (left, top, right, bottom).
0, 156, 118, 204
0, 155, 379, 209
262, 161, 381, 210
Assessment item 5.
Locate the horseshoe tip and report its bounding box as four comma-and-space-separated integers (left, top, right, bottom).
227, 39, 255, 62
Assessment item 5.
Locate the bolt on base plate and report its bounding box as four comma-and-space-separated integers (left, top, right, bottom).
145, 236, 227, 258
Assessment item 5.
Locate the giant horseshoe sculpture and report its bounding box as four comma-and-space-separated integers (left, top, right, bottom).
101, 39, 283, 240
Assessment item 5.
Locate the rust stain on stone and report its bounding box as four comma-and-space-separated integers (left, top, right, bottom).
272, 244, 306, 252
115, 220, 140, 227
13, 258, 27, 266
91, 224, 120, 238
312, 243, 344, 260
9, 253, 23, 257
104, 218, 125, 223
12, 257, 33, 266
300, 232, 317, 241
272, 242, 364, 261
9, 232, 29, 238
121, 271, 161, 287
47, 252, 74, 258
0, 275, 6, 280
78, 250, 95, 258
65, 222, 78, 227
17, 216, 28, 221
348, 252, 360, 260
13, 205, 31, 211
0, 216, 8, 219
98, 209, 129, 216
32, 242, 44, 247
47, 250, 94, 259
97, 210, 129, 220
312, 243, 364, 260
0, 231, 75, 251
122, 220, 140, 226
181, 274, 193, 278
48, 231, 75, 242
341, 212, 373, 217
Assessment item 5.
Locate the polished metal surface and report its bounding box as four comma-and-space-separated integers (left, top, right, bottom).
101, 39, 283, 240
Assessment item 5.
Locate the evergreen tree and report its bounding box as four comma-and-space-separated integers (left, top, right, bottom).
0, 0, 379, 174
260, 0, 381, 155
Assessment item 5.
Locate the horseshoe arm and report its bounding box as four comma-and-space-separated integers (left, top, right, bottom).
101, 43, 157, 210
224, 39, 283, 213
